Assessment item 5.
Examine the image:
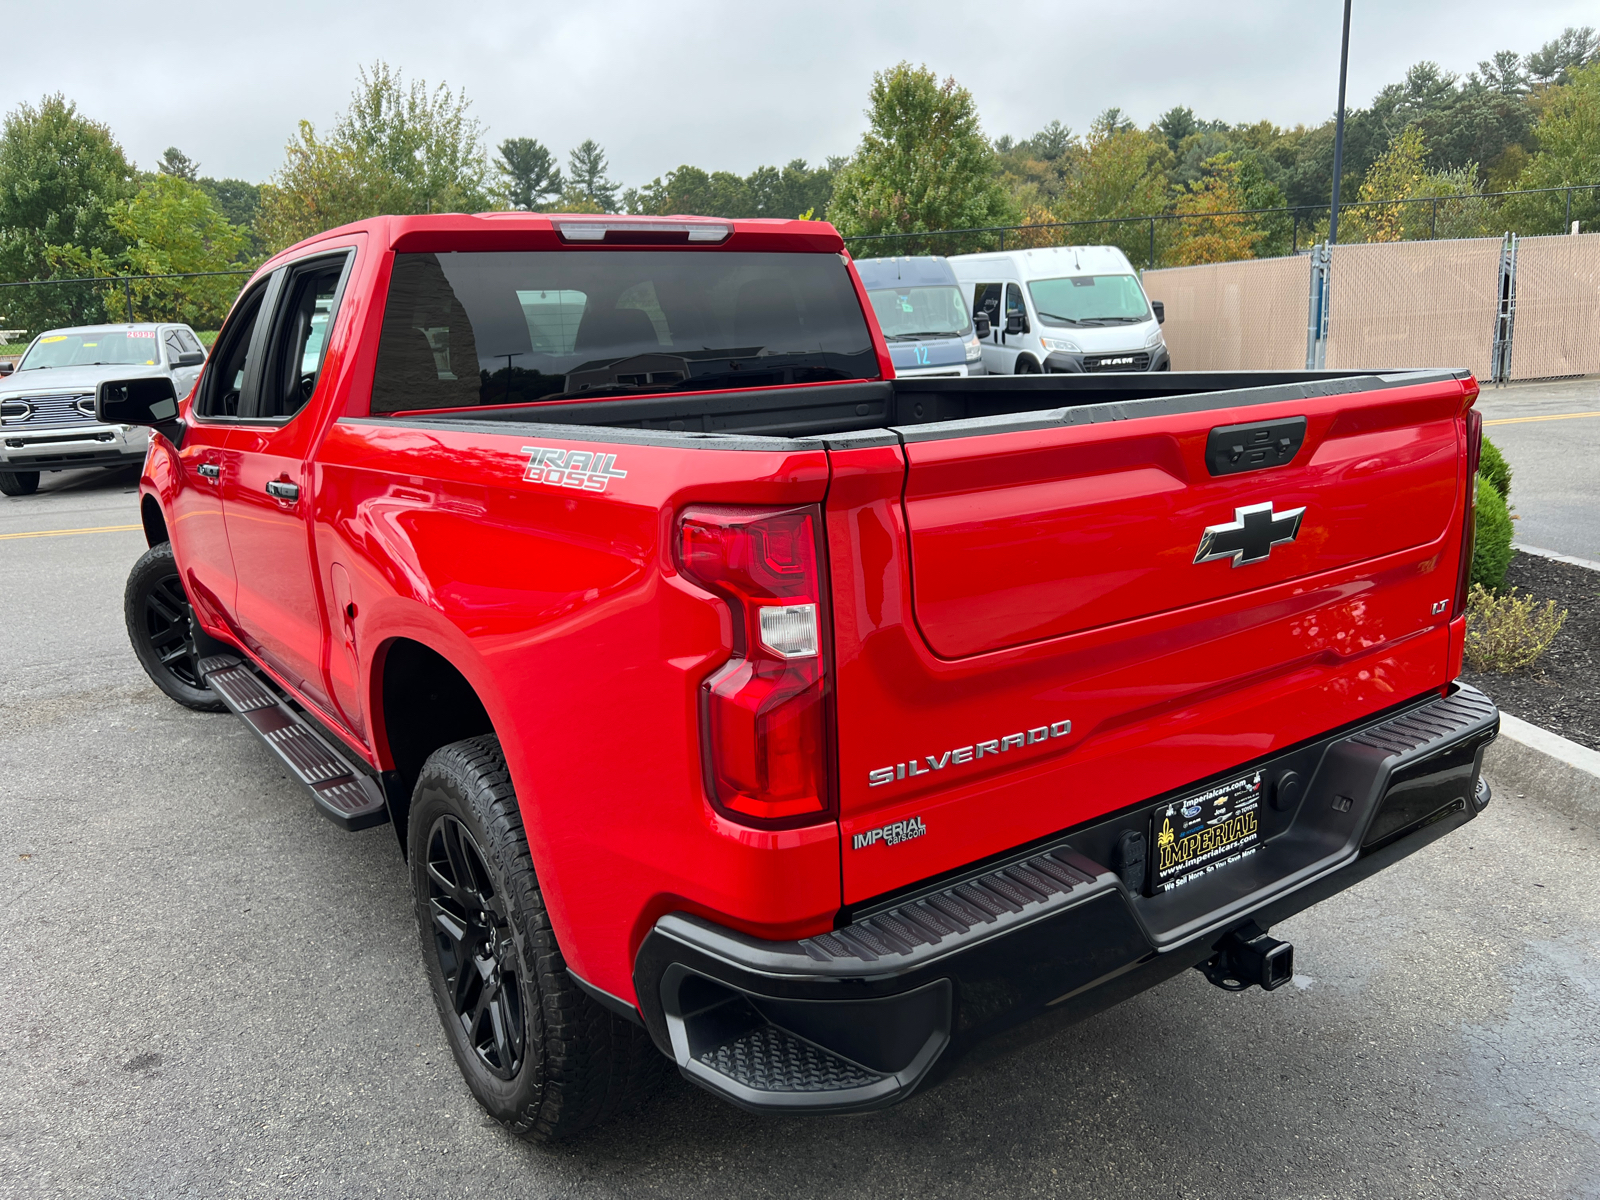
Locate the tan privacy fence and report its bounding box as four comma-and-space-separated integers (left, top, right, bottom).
1512, 235, 1600, 379
1140, 256, 1309, 370
1142, 232, 1600, 381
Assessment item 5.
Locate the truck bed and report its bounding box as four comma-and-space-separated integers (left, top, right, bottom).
380, 369, 1469, 445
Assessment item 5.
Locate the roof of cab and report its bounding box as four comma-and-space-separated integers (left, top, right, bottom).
264, 212, 846, 277
947, 245, 1136, 280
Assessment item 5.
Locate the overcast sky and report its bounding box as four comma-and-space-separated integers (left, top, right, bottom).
4, 0, 1592, 187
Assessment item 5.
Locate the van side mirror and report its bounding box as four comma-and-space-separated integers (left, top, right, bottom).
1005, 313, 1025, 336
175, 350, 206, 367
97, 376, 180, 431
973, 311, 991, 338
1152, 300, 1165, 325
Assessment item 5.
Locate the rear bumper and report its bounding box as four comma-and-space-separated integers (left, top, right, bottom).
633, 683, 1498, 1113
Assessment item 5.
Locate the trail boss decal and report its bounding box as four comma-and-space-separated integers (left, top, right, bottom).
852, 816, 928, 851
522, 446, 628, 493
868, 720, 1071, 788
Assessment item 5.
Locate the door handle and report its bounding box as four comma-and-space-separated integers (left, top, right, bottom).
197, 462, 220, 480
265, 479, 299, 501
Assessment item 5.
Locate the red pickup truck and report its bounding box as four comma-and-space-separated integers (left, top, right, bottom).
101, 213, 1498, 1140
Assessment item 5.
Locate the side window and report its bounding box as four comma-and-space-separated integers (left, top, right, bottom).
176, 328, 204, 355
1005, 283, 1030, 333
972, 283, 1002, 330
163, 329, 185, 364
259, 255, 351, 420
196, 283, 272, 419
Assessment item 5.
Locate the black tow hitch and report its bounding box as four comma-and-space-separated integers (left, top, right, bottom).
1198, 922, 1294, 992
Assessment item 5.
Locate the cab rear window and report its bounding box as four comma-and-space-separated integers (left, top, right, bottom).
369, 251, 879, 414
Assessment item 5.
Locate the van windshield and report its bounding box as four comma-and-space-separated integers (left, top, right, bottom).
1027, 275, 1151, 326
866, 285, 972, 340
369, 250, 878, 413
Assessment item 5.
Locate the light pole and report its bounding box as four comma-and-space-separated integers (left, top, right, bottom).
1328, 0, 1353, 246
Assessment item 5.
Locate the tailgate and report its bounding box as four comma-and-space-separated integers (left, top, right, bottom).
825, 373, 1474, 903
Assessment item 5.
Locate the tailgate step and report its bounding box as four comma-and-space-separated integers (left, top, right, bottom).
198, 654, 389, 832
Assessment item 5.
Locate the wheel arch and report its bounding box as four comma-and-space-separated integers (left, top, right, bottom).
370, 634, 500, 854
140, 494, 169, 546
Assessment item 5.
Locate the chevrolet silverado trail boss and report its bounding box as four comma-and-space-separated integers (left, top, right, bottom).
100, 213, 1498, 1141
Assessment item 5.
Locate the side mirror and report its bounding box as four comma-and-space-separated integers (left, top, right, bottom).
175, 350, 206, 367
0, 362, 13, 376
1152, 300, 1165, 325
973, 311, 991, 339
1005, 313, 1025, 336
97, 376, 180, 429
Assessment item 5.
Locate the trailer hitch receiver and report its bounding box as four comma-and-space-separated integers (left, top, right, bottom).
1199, 921, 1294, 992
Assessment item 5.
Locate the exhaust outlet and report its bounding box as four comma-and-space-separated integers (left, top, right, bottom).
1198, 921, 1294, 992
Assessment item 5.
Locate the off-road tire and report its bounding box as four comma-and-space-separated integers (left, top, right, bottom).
0, 470, 39, 496
409, 735, 669, 1141
123, 542, 227, 712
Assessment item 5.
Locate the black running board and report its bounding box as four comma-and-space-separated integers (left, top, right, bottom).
198, 654, 390, 831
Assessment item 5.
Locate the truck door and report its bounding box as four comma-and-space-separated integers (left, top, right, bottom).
168, 279, 277, 630
220, 250, 355, 715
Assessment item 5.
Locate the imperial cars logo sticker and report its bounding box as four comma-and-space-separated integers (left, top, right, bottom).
522, 446, 628, 493
868, 720, 1071, 788
852, 816, 928, 850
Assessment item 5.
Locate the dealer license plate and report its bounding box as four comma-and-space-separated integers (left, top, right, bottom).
1150, 770, 1264, 893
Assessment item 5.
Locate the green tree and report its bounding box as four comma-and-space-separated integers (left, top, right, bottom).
158, 147, 199, 181
1526, 26, 1598, 85
494, 137, 562, 210
1507, 59, 1600, 232
257, 62, 489, 251
198, 177, 263, 257
829, 62, 1014, 255
0, 94, 134, 329
1168, 154, 1264, 265
1053, 111, 1171, 264
561, 139, 620, 212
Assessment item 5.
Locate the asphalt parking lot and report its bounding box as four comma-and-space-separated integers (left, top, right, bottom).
3, 453, 1599, 1200
1477, 378, 1600, 562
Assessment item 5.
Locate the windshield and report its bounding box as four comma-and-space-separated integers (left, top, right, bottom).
19, 330, 161, 370
866, 285, 971, 340
1026, 275, 1151, 326
370, 251, 878, 413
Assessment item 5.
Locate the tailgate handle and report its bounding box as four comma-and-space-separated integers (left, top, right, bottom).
1205, 416, 1306, 476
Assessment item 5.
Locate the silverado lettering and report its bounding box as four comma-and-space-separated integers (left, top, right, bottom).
110, 213, 1497, 1141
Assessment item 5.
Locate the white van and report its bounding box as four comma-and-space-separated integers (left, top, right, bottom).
948, 246, 1169, 375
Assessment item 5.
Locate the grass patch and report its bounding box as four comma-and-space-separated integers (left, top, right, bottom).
1464, 583, 1567, 672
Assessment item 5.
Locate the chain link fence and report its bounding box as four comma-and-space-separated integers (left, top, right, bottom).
840, 184, 1600, 267
0, 269, 252, 346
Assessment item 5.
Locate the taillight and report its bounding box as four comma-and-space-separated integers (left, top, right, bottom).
678, 505, 832, 826
1452, 406, 1483, 619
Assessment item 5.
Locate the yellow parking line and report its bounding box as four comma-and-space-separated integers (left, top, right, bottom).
1484, 410, 1600, 426
0, 523, 142, 541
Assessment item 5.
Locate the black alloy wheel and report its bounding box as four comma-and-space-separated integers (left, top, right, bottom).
423, 813, 527, 1080
408, 737, 669, 1140
123, 542, 227, 711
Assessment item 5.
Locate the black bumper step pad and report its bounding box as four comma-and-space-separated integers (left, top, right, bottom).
198, 654, 389, 831
698, 1025, 886, 1094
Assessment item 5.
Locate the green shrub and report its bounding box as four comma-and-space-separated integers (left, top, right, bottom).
1464, 583, 1567, 672
1471, 474, 1514, 591
1479, 437, 1511, 500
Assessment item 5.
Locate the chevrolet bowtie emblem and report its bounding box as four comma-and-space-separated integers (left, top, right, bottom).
1194, 502, 1305, 567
